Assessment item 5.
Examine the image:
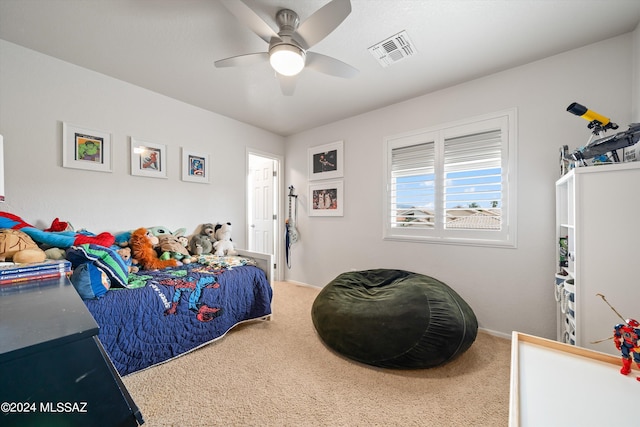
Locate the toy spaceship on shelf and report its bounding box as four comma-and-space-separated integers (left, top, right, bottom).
563, 102, 640, 165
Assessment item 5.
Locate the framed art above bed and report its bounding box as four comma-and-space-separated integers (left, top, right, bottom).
181, 148, 210, 183
62, 122, 112, 173
130, 138, 167, 179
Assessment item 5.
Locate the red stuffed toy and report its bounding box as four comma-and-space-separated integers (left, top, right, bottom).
130, 227, 178, 270
44, 217, 72, 232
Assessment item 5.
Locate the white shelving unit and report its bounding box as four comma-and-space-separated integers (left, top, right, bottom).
555, 162, 640, 356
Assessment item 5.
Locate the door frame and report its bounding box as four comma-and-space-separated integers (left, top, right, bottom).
246, 148, 283, 281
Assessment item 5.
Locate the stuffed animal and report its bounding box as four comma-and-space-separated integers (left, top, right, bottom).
0, 229, 47, 263
129, 227, 178, 270
0, 212, 115, 248
200, 222, 216, 240
115, 226, 186, 249
187, 223, 217, 256
157, 235, 196, 264
188, 234, 212, 256
200, 223, 216, 240
177, 235, 189, 249
147, 226, 188, 239
44, 247, 67, 260
114, 231, 132, 248
213, 222, 237, 256
116, 246, 139, 273
44, 217, 73, 232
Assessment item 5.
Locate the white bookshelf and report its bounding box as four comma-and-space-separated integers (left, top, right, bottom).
555, 162, 640, 355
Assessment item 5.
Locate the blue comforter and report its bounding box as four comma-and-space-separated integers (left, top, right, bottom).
84, 261, 272, 376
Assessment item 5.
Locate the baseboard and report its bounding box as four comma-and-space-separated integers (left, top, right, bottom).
479, 327, 512, 341
282, 279, 321, 289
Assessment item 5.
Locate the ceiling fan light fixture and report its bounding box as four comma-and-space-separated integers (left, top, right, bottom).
269, 44, 306, 76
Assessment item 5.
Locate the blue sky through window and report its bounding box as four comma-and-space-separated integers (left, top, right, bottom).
395, 167, 501, 209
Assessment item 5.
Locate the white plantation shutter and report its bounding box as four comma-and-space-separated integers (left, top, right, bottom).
391, 142, 434, 175
383, 109, 516, 247
444, 130, 503, 230
444, 130, 502, 172
390, 141, 435, 228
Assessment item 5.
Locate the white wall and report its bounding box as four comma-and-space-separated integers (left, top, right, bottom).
1, 33, 636, 340
0, 40, 285, 246
284, 34, 634, 339
632, 22, 640, 121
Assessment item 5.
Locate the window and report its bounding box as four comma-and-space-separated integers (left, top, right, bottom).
383, 109, 517, 247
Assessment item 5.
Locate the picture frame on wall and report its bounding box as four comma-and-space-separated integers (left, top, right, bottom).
181, 148, 210, 183
308, 140, 343, 181
309, 180, 344, 217
130, 137, 167, 178
62, 122, 112, 172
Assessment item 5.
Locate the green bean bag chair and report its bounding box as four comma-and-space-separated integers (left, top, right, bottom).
311, 269, 477, 369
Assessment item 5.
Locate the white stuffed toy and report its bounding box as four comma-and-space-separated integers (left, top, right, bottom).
213, 222, 238, 256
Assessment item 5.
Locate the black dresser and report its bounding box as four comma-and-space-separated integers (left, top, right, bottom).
0, 277, 143, 427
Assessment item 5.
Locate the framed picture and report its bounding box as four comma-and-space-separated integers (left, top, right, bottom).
130, 138, 167, 178
62, 122, 112, 172
308, 140, 343, 181
181, 148, 210, 183
309, 180, 343, 217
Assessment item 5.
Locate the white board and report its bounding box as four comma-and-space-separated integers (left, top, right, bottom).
509, 332, 638, 427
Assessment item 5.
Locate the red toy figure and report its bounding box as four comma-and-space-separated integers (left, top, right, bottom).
596, 293, 640, 381
613, 319, 640, 380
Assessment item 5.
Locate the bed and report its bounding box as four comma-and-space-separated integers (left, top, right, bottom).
82, 249, 273, 376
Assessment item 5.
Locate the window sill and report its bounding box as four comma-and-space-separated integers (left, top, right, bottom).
383, 234, 517, 249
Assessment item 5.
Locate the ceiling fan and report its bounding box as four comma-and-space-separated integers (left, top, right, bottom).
214, 0, 359, 95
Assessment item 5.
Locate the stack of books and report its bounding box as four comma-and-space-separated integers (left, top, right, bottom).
0, 259, 71, 286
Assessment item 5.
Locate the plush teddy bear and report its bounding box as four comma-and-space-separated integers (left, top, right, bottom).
213, 222, 237, 256
188, 234, 212, 256
116, 246, 139, 273
130, 227, 179, 270
200, 223, 216, 240
185, 223, 217, 256
0, 228, 47, 263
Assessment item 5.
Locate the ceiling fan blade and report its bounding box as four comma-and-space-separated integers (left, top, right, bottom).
277, 74, 297, 96
220, 0, 278, 44
295, 0, 352, 49
305, 52, 358, 78
214, 52, 269, 68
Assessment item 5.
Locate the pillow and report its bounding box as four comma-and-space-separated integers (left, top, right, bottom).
66, 243, 129, 288
70, 262, 111, 300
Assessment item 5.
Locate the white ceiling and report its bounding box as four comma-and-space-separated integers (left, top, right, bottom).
1, 0, 640, 136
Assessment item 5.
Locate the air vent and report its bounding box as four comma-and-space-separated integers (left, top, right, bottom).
368, 30, 416, 67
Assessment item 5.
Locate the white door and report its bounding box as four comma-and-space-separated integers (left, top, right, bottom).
249, 156, 275, 255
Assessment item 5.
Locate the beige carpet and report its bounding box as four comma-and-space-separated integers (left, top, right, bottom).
123, 281, 511, 426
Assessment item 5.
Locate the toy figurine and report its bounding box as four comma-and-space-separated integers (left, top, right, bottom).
597, 293, 640, 381
614, 319, 640, 380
